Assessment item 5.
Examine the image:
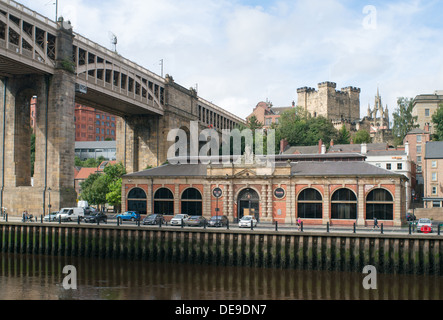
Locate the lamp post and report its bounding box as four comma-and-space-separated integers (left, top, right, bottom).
48, 188, 52, 220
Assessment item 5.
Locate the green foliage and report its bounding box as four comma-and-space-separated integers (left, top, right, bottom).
75, 156, 107, 168
353, 129, 372, 144
336, 125, 351, 144
80, 163, 126, 206
392, 97, 418, 145
276, 108, 338, 147
432, 104, 443, 141
246, 115, 264, 131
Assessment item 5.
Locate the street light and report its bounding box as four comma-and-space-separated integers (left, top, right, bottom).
48, 188, 52, 219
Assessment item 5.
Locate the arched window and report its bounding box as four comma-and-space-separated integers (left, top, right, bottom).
154, 188, 174, 216
366, 189, 394, 221
331, 188, 357, 220
297, 188, 323, 219
181, 188, 202, 216
127, 188, 147, 215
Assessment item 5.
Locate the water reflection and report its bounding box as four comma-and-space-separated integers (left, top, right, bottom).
0, 253, 442, 300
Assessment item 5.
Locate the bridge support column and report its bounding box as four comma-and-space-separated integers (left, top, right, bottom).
0, 19, 77, 216
117, 115, 163, 174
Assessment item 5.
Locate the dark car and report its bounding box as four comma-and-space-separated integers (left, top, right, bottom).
207, 215, 228, 227
143, 214, 166, 225
84, 212, 107, 223
186, 216, 207, 227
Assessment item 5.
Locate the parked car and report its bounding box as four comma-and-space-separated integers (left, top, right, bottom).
44, 212, 58, 222
83, 206, 98, 216
170, 214, 190, 226
208, 215, 228, 227
186, 216, 207, 227
417, 218, 433, 233
143, 214, 166, 225
56, 207, 85, 222
84, 212, 108, 224
116, 211, 140, 221
238, 215, 257, 228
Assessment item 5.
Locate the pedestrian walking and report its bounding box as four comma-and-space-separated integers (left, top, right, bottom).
297, 217, 302, 231
372, 217, 380, 230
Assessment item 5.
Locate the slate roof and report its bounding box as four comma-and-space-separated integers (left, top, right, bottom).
125, 164, 208, 178
425, 141, 443, 159
290, 161, 405, 177
124, 160, 404, 179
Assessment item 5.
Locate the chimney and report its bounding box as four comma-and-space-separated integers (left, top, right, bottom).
361, 143, 367, 155
292, 101, 295, 107
424, 122, 430, 133
280, 139, 289, 154
330, 139, 334, 147
321, 144, 326, 154
405, 142, 410, 156
318, 139, 323, 154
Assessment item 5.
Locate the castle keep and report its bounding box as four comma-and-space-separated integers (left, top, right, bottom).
297, 82, 361, 121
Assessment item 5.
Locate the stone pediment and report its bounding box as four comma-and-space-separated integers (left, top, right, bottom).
234, 168, 258, 178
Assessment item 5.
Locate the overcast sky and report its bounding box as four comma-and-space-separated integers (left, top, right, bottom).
17, 0, 443, 120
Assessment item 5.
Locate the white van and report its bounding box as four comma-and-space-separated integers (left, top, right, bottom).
56, 207, 85, 221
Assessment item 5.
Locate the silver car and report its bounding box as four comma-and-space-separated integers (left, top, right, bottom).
170, 214, 189, 226
417, 218, 433, 233
238, 215, 257, 228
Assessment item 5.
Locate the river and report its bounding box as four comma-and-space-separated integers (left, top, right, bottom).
0, 253, 442, 300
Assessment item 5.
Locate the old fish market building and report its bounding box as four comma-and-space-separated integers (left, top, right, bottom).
121, 154, 408, 227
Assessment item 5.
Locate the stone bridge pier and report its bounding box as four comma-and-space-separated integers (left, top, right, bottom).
0, 22, 77, 216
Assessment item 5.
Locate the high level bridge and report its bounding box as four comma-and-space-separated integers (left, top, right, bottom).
0, 0, 244, 215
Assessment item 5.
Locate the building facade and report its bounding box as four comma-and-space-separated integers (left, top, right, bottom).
247, 101, 295, 129
412, 91, 443, 135
296, 82, 361, 121
75, 104, 118, 141
75, 141, 117, 161
424, 141, 443, 208
122, 158, 407, 227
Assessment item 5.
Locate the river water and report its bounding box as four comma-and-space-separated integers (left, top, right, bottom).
0, 253, 442, 300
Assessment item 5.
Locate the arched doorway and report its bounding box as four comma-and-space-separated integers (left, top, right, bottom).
366, 188, 394, 220
181, 188, 202, 216
127, 188, 147, 215
237, 188, 260, 221
154, 188, 174, 216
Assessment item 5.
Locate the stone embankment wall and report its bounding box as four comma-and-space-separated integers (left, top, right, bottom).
0, 223, 442, 275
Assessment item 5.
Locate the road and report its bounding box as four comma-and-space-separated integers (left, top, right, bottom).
3, 215, 441, 236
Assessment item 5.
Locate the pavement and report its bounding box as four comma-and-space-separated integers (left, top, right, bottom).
2, 214, 441, 236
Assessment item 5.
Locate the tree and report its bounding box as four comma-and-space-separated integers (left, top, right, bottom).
246, 115, 263, 131
276, 108, 337, 147
335, 125, 351, 145
353, 129, 372, 144
79, 163, 126, 207
432, 104, 443, 141
392, 97, 418, 145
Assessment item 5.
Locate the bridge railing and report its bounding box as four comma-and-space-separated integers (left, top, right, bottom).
73, 32, 165, 85
1, 0, 57, 30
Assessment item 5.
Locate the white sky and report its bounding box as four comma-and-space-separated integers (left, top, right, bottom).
16, 0, 443, 120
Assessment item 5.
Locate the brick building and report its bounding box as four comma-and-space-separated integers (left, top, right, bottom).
122, 155, 407, 227
412, 91, 443, 135
424, 141, 443, 208
74, 104, 118, 141
247, 101, 295, 129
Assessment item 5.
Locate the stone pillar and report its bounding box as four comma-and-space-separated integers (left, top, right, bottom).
174, 184, 179, 215
323, 184, 330, 225
357, 182, 366, 226
203, 183, 211, 217
267, 181, 273, 221
228, 181, 234, 220
261, 182, 267, 219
